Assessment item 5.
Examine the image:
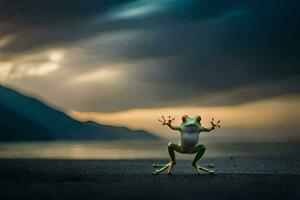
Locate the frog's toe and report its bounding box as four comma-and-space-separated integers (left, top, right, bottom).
153, 163, 167, 168
193, 163, 215, 175
192, 163, 200, 174
153, 161, 175, 174
208, 170, 215, 175
153, 163, 169, 174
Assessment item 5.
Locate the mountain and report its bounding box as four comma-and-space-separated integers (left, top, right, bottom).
0, 104, 53, 141
0, 85, 158, 141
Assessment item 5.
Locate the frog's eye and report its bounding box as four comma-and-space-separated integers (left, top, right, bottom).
182, 115, 188, 122
196, 116, 201, 122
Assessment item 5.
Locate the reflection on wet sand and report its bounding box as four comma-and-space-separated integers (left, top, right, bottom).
0, 140, 299, 159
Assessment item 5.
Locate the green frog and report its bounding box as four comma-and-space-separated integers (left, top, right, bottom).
153, 115, 220, 175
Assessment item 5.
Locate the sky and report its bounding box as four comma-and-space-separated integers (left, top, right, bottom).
0, 0, 299, 141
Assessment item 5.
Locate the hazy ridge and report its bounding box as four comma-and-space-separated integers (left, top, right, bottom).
0, 85, 158, 141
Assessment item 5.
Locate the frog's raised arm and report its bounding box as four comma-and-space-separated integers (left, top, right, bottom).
168, 123, 181, 131
200, 118, 221, 132
158, 116, 181, 131
199, 126, 214, 132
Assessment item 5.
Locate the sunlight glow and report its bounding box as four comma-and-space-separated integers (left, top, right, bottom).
0, 49, 65, 81
26, 62, 59, 76
0, 62, 13, 81
0, 34, 15, 48
71, 67, 121, 84
48, 51, 65, 63
69, 95, 300, 138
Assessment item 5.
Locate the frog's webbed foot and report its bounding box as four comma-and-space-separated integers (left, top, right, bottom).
192, 163, 214, 175
153, 161, 175, 175
153, 163, 167, 168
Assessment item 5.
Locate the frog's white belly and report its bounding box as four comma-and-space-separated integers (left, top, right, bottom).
180, 131, 199, 152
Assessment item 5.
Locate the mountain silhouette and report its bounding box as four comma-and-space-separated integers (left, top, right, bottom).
0, 85, 158, 141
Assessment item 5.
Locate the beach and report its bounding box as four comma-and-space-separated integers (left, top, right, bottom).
1, 157, 300, 200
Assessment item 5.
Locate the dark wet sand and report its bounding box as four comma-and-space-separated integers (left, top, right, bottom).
0, 158, 300, 200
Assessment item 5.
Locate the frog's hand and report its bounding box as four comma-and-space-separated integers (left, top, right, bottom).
210, 118, 221, 129
158, 115, 175, 125
158, 116, 181, 131
201, 118, 221, 132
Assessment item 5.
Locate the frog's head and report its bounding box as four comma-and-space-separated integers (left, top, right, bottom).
180, 115, 201, 130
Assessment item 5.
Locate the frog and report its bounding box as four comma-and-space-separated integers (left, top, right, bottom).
153, 115, 220, 175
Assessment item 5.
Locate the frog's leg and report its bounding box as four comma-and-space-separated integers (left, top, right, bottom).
153, 142, 182, 175
191, 144, 214, 175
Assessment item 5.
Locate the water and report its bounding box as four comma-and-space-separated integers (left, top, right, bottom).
0, 140, 298, 159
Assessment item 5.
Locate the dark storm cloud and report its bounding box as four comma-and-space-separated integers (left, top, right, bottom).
1, 0, 300, 111
0, 0, 255, 57
124, 1, 300, 87
0, 0, 134, 57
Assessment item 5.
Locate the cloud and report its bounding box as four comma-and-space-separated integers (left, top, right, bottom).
0, 0, 254, 58
1, 0, 300, 112
70, 67, 122, 84
0, 62, 13, 81
0, 50, 65, 80
105, 0, 169, 20
0, 34, 15, 48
